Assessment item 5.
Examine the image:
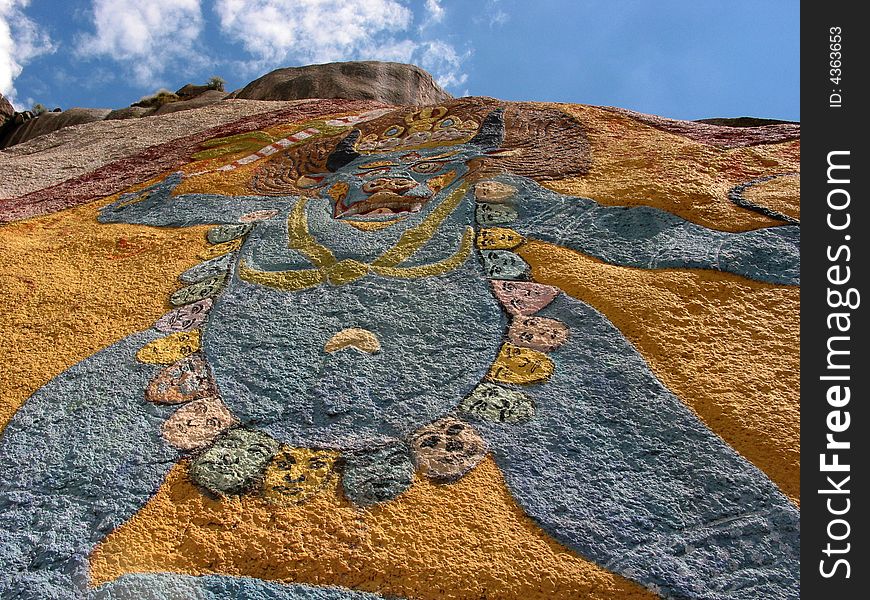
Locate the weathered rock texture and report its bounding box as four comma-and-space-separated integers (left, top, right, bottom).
0, 93, 13, 125
230, 61, 452, 105
153, 90, 230, 115
602, 105, 800, 148
0, 76, 799, 600
0, 107, 112, 148
0, 62, 450, 150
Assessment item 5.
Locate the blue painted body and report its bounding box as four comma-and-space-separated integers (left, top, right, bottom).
0, 122, 800, 599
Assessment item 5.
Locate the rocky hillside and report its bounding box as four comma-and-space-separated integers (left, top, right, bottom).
0, 61, 450, 149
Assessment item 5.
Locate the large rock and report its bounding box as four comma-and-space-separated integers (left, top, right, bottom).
0, 93, 14, 126
0, 107, 111, 149
175, 83, 212, 99
105, 106, 156, 121
230, 61, 451, 105
154, 90, 229, 115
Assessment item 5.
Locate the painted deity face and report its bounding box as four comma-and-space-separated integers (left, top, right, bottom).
306, 109, 506, 229
261, 447, 340, 505
315, 146, 478, 228
410, 418, 487, 481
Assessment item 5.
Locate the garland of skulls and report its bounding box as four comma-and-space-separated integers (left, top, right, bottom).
131, 109, 569, 506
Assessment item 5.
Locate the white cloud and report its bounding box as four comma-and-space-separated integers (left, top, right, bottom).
473, 0, 509, 28
0, 0, 56, 108
422, 0, 445, 26
76, 0, 204, 87
416, 39, 469, 89
214, 0, 413, 65
490, 9, 509, 27
213, 0, 470, 93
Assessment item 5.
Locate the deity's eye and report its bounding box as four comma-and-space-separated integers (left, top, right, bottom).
308, 459, 326, 469
356, 166, 391, 178
411, 161, 444, 174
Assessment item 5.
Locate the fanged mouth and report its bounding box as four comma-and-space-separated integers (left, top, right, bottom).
334, 191, 430, 220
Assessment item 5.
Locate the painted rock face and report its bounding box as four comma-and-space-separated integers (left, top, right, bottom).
161, 397, 238, 451
169, 274, 227, 306
490, 281, 559, 315
507, 316, 570, 353
261, 447, 340, 505
146, 353, 216, 404
474, 181, 517, 202
136, 331, 201, 364
410, 418, 487, 481
487, 343, 553, 384
207, 224, 252, 244
460, 382, 535, 423
476, 203, 518, 226
480, 250, 530, 280
179, 254, 234, 284
341, 441, 414, 505
154, 298, 212, 333
189, 429, 279, 495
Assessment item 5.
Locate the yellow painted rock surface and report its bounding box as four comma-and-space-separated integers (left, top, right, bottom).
518, 240, 800, 503
0, 95, 800, 599
90, 458, 656, 600
0, 199, 210, 430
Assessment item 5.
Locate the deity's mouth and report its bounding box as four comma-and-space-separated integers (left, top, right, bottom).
334, 191, 431, 220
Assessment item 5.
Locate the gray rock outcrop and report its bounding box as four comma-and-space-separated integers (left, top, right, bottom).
1, 107, 111, 148
230, 61, 451, 105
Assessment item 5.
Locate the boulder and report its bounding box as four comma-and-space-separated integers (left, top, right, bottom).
0, 107, 111, 149
696, 116, 798, 127
175, 83, 211, 99
0, 93, 14, 126
154, 90, 229, 115
105, 106, 156, 121
230, 61, 451, 106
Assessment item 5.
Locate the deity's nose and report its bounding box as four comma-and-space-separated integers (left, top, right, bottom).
361, 178, 417, 195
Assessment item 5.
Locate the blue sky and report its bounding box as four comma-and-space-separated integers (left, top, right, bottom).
1, 0, 799, 121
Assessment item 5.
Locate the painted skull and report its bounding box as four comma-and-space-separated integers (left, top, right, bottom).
480, 250, 531, 280
507, 316, 570, 353
146, 353, 216, 405
189, 428, 279, 496
490, 280, 559, 315
261, 447, 340, 505
410, 418, 487, 481
459, 382, 535, 423
474, 180, 517, 202
341, 441, 415, 506
154, 298, 212, 333
161, 397, 238, 451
